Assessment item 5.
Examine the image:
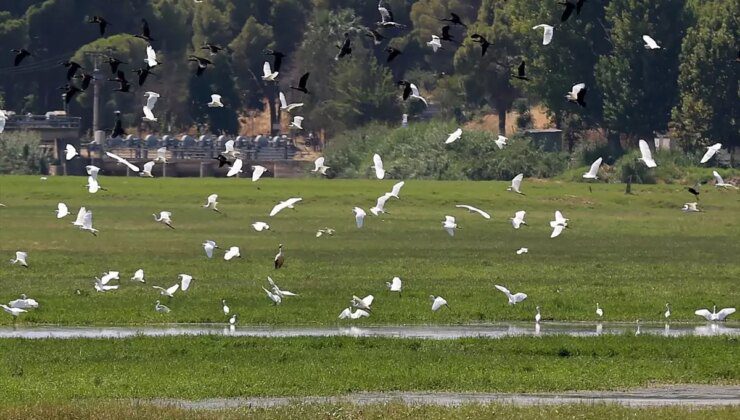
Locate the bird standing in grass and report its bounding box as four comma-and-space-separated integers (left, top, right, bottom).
274, 244, 284, 269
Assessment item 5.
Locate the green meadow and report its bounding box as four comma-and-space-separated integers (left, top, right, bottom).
0, 175, 738, 325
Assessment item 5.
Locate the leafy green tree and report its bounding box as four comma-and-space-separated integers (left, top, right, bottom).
595, 0, 688, 144
671, 0, 739, 153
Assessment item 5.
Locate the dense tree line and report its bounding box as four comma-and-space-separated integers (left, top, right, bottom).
0, 0, 736, 153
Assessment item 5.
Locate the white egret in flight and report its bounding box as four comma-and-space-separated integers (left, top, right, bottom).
153, 284, 179, 298
9, 251, 28, 267
566, 83, 587, 107
131, 269, 145, 283
682, 202, 700, 212
224, 246, 241, 261
695, 305, 735, 321
203, 240, 218, 259
445, 128, 462, 144
388, 181, 405, 199
532, 24, 554, 45
700, 143, 722, 164
642, 35, 661, 50
582, 157, 602, 179
507, 173, 525, 194
208, 94, 224, 108
549, 211, 569, 238
203, 194, 220, 213
312, 157, 329, 175
65, 144, 79, 160
145, 45, 159, 67
339, 307, 369, 319
494, 284, 528, 305
353, 207, 366, 228
251, 165, 267, 182
142, 91, 159, 121
279, 92, 303, 112
252, 222, 270, 232
261, 61, 279, 81
56, 203, 69, 218
372, 154, 385, 179
139, 161, 155, 177
510, 210, 527, 229
516, 247, 529, 255
427, 35, 442, 52
290, 116, 304, 130
352, 295, 374, 312
442, 215, 458, 236
80, 209, 98, 236
370, 193, 392, 216
455, 205, 491, 219
222, 139, 239, 158
712, 171, 738, 189
638, 139, 657, 168
386, 277, 402, 294
269, 198, 302, 217
409, 84, 428, 106
153, 211, 175, 229
268, 276, 298, 298
227, 159, 243, 177
262, 287, 282, 305
494, 135, 508, 149
430, 295, 449, 311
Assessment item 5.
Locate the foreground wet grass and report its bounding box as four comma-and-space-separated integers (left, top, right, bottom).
1, 176, 738, 325
0, 335, 737, 404
1, 401, 738, 420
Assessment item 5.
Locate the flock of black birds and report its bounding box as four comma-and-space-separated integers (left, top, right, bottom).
8, 0, 606, 138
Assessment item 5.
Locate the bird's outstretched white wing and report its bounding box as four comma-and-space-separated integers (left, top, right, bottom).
144, 92, 159, 110
584, 157, 602, 178
494, 284, 511, 296
353, 207, 366, 228
716, 308, 736, 321
106, 152, 140, 172
279, 91, 288, 108
551, 224, 565, 238
142, 106, 156, 121
431, 297, 447, 311
638, 140, 657, 167
179, 275, 192, 291
456, 205, 491, 219
390, 181, 405, 198
511, 173, 523, 192
262, 61, 272, 77
65, 144, 78, 160
227, 159, 243, 177
694, 309, 712, 320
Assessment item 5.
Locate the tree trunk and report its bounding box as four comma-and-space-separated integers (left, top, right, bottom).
498, 107, 506, 136
266, 84, 278, 136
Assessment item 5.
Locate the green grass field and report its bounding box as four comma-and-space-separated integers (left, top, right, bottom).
0, 175, 738, 325
2, 402, 738, 420
0, 335, 737, 403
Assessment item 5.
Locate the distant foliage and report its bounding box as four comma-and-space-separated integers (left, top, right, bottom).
0, 131, 47, 174
325, 121, 568, 180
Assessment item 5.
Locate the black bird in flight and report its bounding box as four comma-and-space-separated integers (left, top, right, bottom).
366, 29, 386, 46
440, 26, 457, 44
439, 12, 467, 28
559, 1, 576, 22
132, 66, 156, 86
512, 61, 530, 81
263, 49, 285, 72
61, 60, 84, 81
134, 18, 155, 42
75, 72, 93, 91
470, 34, 490, 57
335, 33, 352, 60
385, 46, 402, 63
111, 111, 125, 138
397, 80, 412, 100
213, 154, 232, 168
107, 56, 126, 74
11, 48, 32, 66
87, 16, 109, 36
188, 55, 213, 77
59, 84, 82, 104
109, 70, 132, 93
290, 72, 311, 94
201, 43, 225, 56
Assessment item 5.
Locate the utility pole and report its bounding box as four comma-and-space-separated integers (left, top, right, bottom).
84, 51, 106, 144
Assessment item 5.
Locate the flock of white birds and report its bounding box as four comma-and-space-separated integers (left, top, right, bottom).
2, 136, 737, 325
